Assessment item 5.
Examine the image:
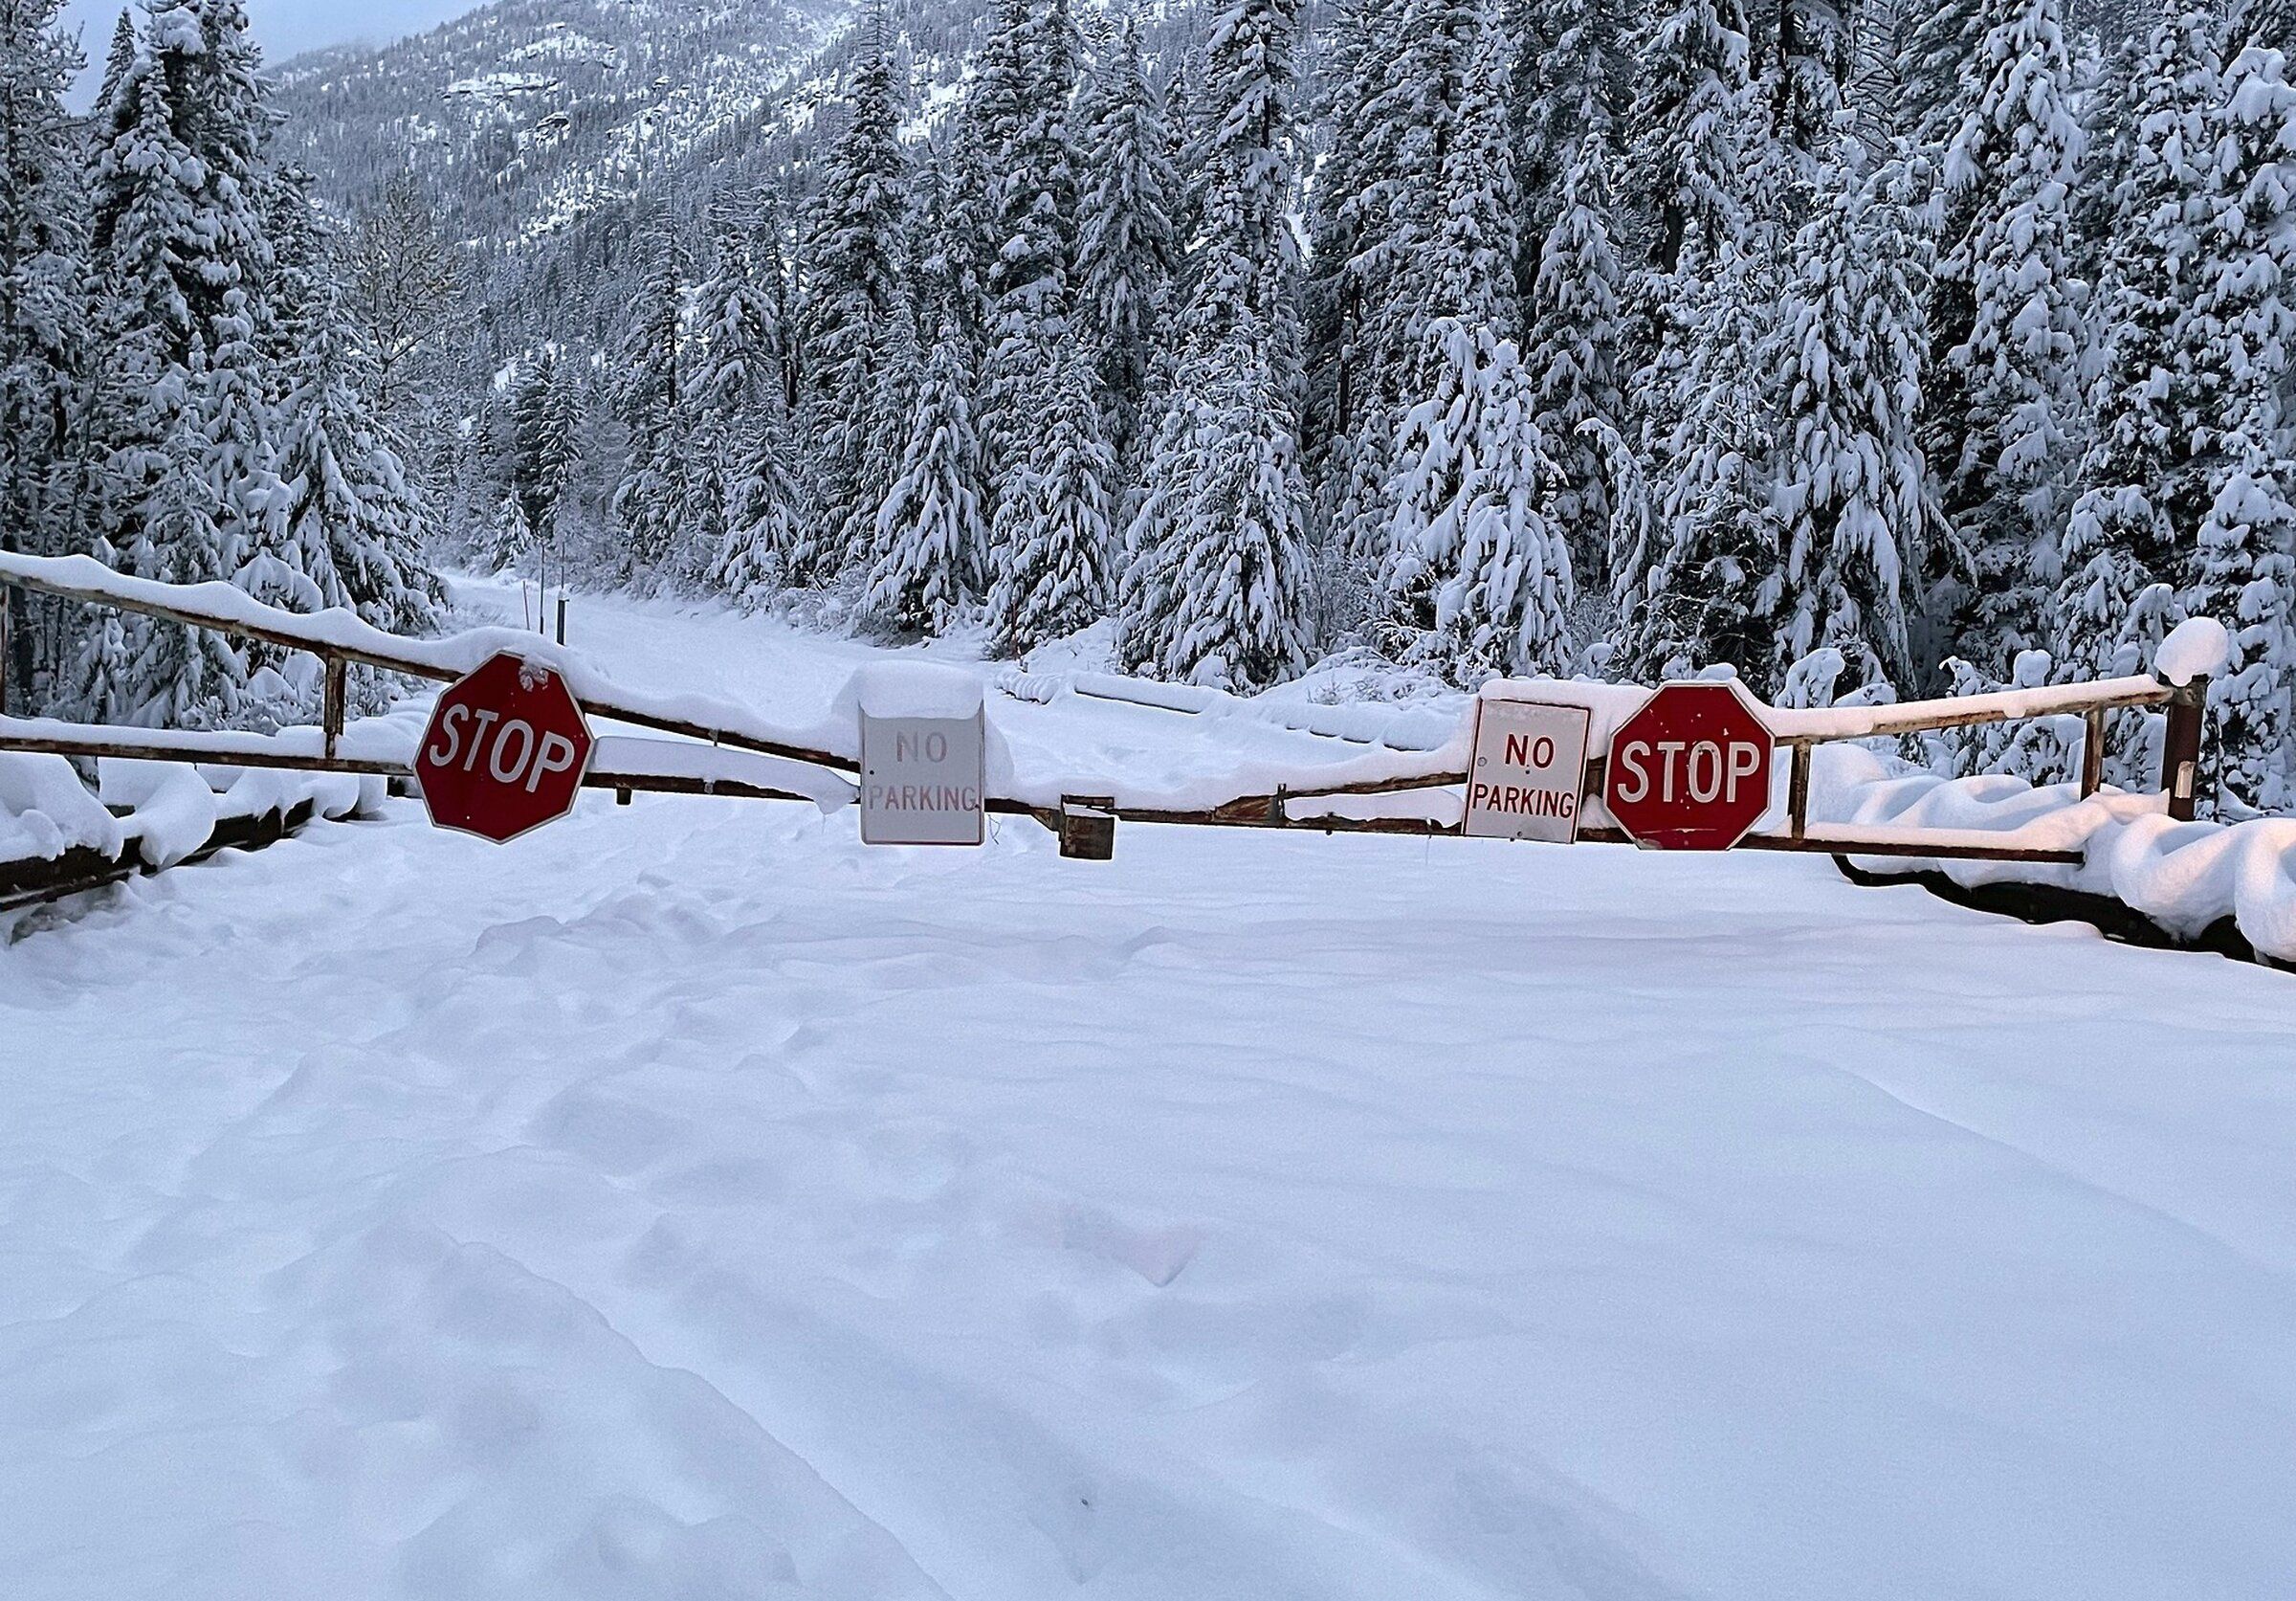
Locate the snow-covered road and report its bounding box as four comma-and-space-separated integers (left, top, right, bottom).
3, 580, 2292, 1601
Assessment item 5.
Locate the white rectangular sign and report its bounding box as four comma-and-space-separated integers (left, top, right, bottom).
861, 713, 986, 845
1463, 699, 1591, 843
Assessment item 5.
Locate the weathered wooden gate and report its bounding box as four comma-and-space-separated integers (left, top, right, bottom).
0, 550, 2217, 911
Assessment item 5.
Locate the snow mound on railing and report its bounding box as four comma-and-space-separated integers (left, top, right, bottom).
0, 753, 124, 863
996, 666, 1465, 753
3, 742, 380, 881
1811, 744, 2296, 961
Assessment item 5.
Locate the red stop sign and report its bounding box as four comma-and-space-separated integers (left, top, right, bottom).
414, 652, 595, 843
1603, 681, 1775, 851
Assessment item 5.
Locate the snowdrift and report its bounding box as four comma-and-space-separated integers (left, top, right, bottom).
1809, 745, 2296, 962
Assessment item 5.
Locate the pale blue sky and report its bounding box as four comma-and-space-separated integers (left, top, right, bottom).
59, 0, 476, 100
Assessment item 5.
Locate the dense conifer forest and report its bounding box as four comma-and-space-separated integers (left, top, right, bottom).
2, 0, 2291, 812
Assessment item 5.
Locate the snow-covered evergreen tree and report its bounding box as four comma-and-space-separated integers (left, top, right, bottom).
1134, 340, 1315, 687
2189, 37, 2296, 814
708, 190, 804, 608
1623, 0, 1754, 277
916, 128, 992, 367
748, 186, 800, 423
0, 0, 90, 711
1770, 140, 1934, 692
682, 191, 779, 572
116, 348, 243, 728
714, 411, 804, 609
1896, 0, 1981, 154
272, 312, 441, 635
1121, 0, 1314, 688
1610, 13, 1777, 686
865, 308, 983, 634
1773, 0, 1852, 171
975, 0, 1082, 483
1074, 11, 1179, 469
95, 8, 134, 111
985, 337, 1113, 653
83, 9, 215, 571
610, 222, 693, 584
510, 350, 575, 555
1377, 0, 1519, 364
1614, 235, 1788, 687
2052, 0, 2222, 688
206, 289, 303, 615
1430, 7, 1521, 336
1303, 0, 1410, 559
796, 7, 907, 584
1375, 8, 1560, 671
1512, 0, 1625, 265
1932, 0, 2088, 668
1524, 132, 1623, 589
484, 485, 535, 576
969, 0, 1127, 654
692, 196, 778, 419
1843, 0, 1910, 150
80, 0, 293, 720
1380, 320, 1573, 679
88, 0, 273, 372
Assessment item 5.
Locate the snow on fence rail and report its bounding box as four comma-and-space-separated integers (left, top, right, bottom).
0, 551, 865, 772
995, 668, 1460, 752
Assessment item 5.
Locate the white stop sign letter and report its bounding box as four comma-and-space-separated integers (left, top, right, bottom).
487, 719, 536, 785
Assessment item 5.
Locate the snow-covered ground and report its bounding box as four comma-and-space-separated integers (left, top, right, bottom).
2, 577, 2292, 1601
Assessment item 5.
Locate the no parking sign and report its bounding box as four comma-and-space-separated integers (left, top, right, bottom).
1464, 700, 1591, 843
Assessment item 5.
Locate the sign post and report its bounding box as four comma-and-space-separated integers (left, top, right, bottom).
413, 652, 595, 843
1463, 700, 1591, 843
1602, 680, 1775, 851
861, 711, 986, 845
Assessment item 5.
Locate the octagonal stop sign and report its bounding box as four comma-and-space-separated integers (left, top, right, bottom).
414, 652, 595, 843
1603, 680, 1775, 851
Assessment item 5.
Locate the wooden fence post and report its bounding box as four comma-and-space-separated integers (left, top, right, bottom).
321, 655, 346, 762
2161, 677, 2207, 821
2079, 706, 2107, 799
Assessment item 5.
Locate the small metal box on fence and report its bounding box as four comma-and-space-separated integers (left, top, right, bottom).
1058, 796, 1117, 861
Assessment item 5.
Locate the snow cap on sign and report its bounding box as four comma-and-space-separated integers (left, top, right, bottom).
845, 661, 986, 721
1472, 676, 1655, 748
834, 662, 1015, 796
2155, 617, 2232, 687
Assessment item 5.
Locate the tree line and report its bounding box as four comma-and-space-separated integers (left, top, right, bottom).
1, 0, 450, 729
6, 0, 2293, 818
487, 0, 2291, 815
